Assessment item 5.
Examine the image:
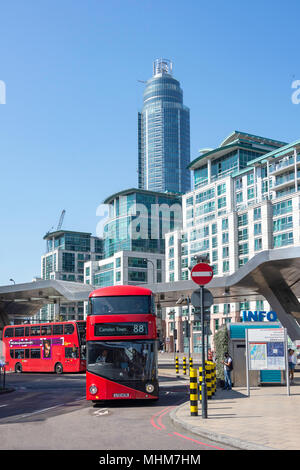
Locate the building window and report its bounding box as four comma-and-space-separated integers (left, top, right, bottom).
222, 218, 228, 230
247, 173, 254, 186
217, 183, 226, 195
218, 197, 226, 209
238, 213, 248, 227
238, 243, 248, 255
236, 192, 243, 203
168, 235, 174, 246
224, 304, 230, 314
222, 232, 229, 244
254, 238, 262, 251
115, 257, 121, 268
273, 199, 292, 216
222, 246, 229, 258
212, 264, 218, 275
239, 257, 248, 267
238, 228, 248, 241
239, 301, 250, 310
273, 232, 293, 247
247, 187, 254, 200
273, 216, 293, 232
253, 207, 261, 220
222, 261, 229, 273
254, 223, 262, 236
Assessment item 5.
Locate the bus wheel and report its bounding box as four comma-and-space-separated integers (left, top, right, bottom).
55, 363, 63, 374
15, 363, 22, 373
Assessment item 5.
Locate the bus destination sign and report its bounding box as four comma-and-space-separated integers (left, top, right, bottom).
94, 322, 148, 337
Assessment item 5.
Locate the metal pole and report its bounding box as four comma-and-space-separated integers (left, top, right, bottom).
200, 285, 207, 418
284, 328, 290, 396
245, 329, 250, 397
187, 296, 191, 360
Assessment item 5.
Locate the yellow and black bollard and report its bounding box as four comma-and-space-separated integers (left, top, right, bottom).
212, 362, 216, 395
183, 356, 187, 375
190, 368, 198, 416
175, 356, 179, 375
189, 356, 193, 370
205, 361, 212, 400
198, 366, 203, 402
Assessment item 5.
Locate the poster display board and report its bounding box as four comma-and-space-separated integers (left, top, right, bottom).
247, 328, 285, 371
245, 327, 289, 396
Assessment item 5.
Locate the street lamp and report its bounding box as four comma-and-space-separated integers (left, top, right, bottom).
9, 279, 15, 285
176, 295, 191, 359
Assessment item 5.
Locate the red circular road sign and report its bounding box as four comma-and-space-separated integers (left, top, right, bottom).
191, 263, 213, 285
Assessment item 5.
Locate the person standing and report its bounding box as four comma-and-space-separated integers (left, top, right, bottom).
222, 352, 233, 390
288, 348, 297, 384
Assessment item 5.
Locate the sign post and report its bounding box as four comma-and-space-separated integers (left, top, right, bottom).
191, 263, 213, 419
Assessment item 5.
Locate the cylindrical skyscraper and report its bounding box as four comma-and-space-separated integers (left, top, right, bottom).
138, 59, 190, 194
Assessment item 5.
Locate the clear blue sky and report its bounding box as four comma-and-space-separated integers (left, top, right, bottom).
1, 0, 300, 285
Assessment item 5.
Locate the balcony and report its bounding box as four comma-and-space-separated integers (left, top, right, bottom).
269, 153, 300, 175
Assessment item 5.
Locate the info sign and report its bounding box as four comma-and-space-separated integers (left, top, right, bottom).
247, 328, 285, 371
245, 327, 290, 396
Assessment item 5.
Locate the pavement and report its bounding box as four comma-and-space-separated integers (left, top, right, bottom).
161, 366, 300, 450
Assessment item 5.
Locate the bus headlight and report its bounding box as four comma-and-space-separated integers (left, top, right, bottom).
89, 385, 98, 395
146, 384, 154, 393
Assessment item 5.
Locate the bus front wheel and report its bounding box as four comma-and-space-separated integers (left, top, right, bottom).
55, 362, 63, 374
15, 363, 22, 373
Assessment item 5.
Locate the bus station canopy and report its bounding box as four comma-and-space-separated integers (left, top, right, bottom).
0, 280, 93, 327
1, 246, 300, 340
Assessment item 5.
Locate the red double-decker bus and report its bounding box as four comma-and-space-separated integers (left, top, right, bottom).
3, 320, 86, 374
86, 285, 159, 402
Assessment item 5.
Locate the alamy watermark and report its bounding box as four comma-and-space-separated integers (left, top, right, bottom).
0, 81, 6, 104
291, 80, 300, 104
96, 199, 183, 240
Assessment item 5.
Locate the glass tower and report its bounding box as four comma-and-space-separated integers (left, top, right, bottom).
138, 59, 190, 194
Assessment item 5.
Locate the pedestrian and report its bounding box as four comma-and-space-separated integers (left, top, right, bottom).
288, 348, 297, 384
222, 352, 233, 390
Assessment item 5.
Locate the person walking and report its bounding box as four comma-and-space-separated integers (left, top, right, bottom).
288, 348, 297, 384
222, 352, 233, 390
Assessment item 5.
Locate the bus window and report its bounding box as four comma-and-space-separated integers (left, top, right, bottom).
64, 324, 74, 335
25, 327, 30, 337
41, 325, 52, 335
65, 347, 79, 358
30, 349, 41, 359
15, 327, 24, 337
30, 326, 41, 336
15, 349, 25, 359
25, 349, 30, 359
4, 328, 14, 338
53, 324, 63, 335
10, 350, 14, 359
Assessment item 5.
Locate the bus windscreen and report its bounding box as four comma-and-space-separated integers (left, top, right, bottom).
89, 295, 153, 315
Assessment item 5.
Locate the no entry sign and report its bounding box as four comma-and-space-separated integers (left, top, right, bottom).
191, 263, 213, 286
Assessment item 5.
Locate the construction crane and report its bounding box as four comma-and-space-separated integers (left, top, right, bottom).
57, 210, 66, 230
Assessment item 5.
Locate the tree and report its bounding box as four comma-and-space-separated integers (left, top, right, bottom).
214, 325, 229, 381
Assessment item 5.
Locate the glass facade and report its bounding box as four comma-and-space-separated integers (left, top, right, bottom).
138, 59, 190, 194
103, 190, 181, 258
